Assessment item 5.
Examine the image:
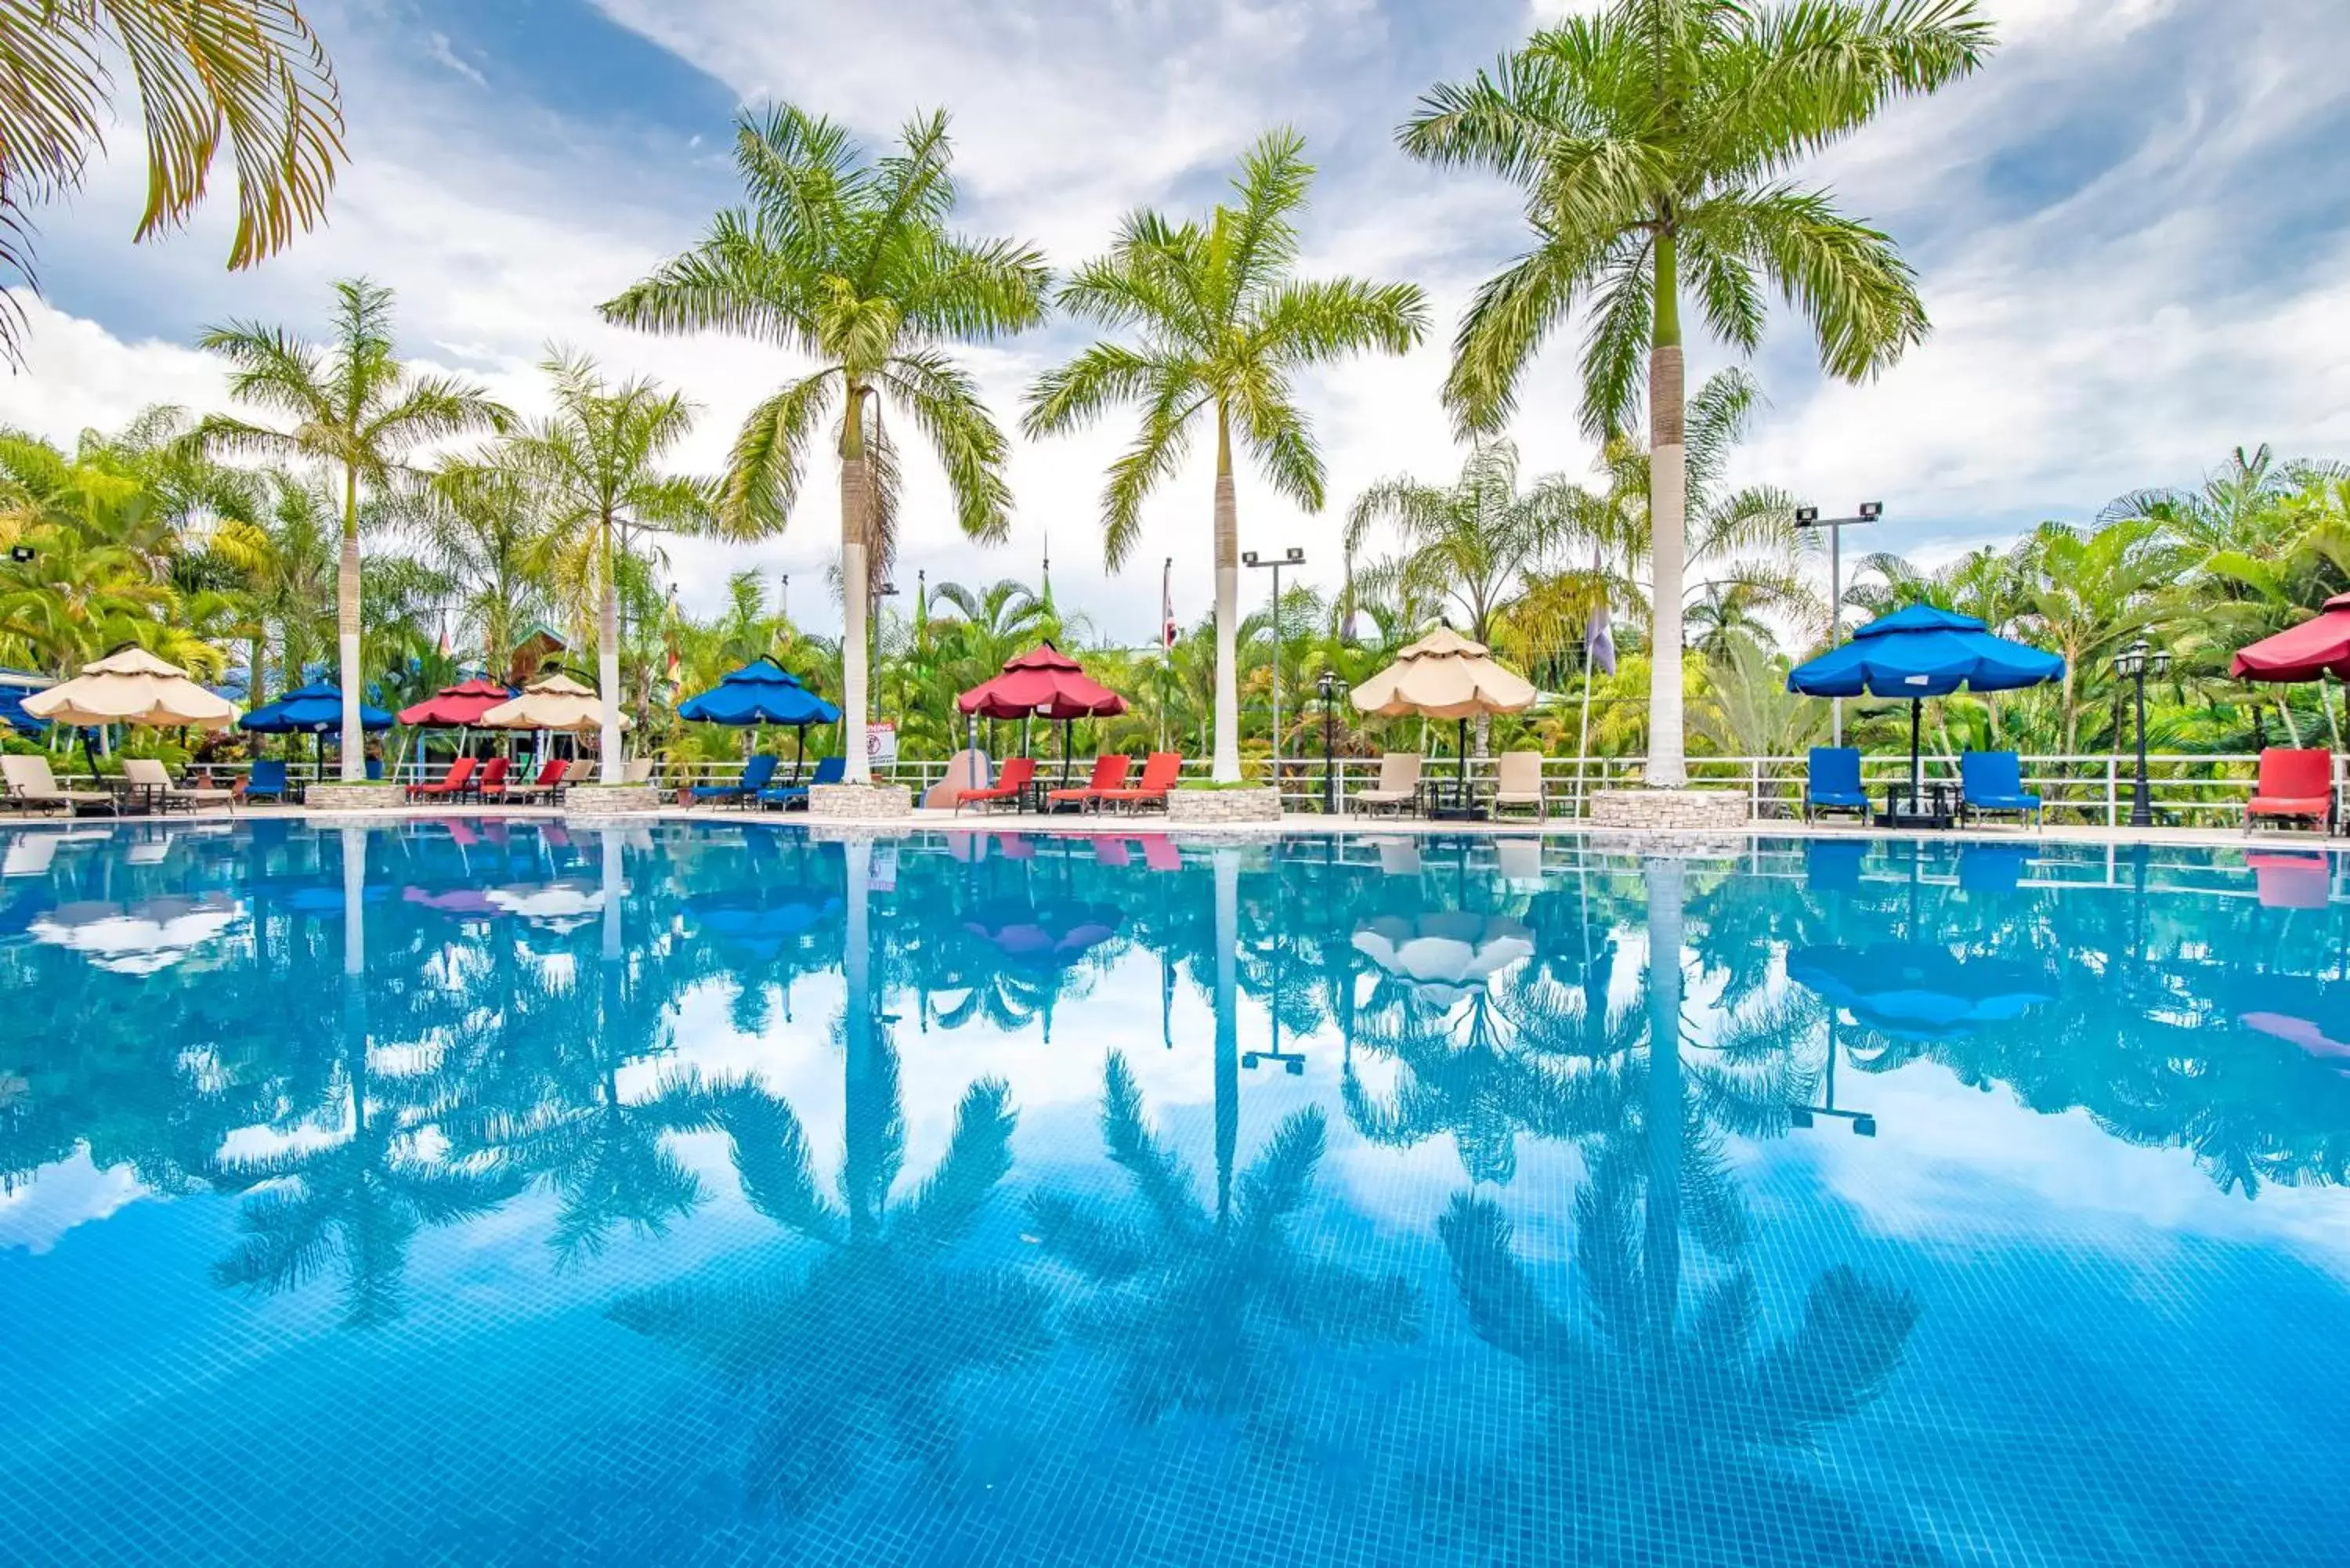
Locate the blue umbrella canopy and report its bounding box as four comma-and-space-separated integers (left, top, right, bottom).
1787, 605, 2063, 699
240, 681, 394, 734
1788, 606, 2064, 811
677, 659, 841, 727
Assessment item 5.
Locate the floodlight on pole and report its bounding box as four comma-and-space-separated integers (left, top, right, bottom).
1243, 547, 1306, 786
1795, 502, 1885, 746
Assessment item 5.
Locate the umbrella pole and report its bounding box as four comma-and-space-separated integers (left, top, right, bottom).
1909, 699, 1922, 814
1457, 716, 1470, 807
795, 724, 807, 783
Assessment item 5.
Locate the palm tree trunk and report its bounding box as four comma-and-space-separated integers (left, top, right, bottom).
1645, 231, 1689, 789
841, 386, 873, 786
338, 466, 363, 781
1212, 404, 1242, 782
598, 516, 624, 785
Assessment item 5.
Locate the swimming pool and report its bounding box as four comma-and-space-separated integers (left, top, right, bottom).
2, 818, 2345, 1565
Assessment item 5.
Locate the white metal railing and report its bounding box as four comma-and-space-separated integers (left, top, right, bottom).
22, 748, 2341, 829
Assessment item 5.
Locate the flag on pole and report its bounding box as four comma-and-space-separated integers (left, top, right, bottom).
1161, 557, 1177, 649
1583, 600, 1617, 677
435, 615, 450, 659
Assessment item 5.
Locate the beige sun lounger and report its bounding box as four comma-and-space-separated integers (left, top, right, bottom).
2, 754, 115, 815
123, 758, 235, 812
564, 759, 598, 786
1354, 752, 1424, 815
1493, 750, 1547, 818
624, 757, 656, 785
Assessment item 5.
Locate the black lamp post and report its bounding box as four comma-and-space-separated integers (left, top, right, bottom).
1317, 669, 1340, 815
2113, 638, 2171, 828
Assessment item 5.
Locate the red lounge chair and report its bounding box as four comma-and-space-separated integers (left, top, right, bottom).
954, 755, 1036, 815
514, 757, 569, 804
471, 756, 510, 801
407, 756, 478, 802
2246, 748, 2336, 833
1046, 753, 1131, 812
1097, 751, 1183, 814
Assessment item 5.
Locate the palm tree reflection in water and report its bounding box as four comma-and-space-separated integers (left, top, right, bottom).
1415, 858, 1931, 1565
609, 840, 1047, 1510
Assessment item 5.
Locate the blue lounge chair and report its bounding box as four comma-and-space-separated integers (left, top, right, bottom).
1958, 750, 2041, 829
1805, 746, 1870, 822
242, 758, 294, 804
759, 754, 845, 811
692, 753, 779, 807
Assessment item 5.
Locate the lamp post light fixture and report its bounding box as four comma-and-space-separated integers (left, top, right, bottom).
1794, 501, 1883, 746
1242, 547, 1305, 786
2112, 638, 2171, 828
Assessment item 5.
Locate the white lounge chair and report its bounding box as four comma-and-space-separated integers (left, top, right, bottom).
1494, 750, 1547, 818
624, 757, 656, 785
1354, 752, 1424, 816
2, 754, 114, 815
123, 758, 234, 813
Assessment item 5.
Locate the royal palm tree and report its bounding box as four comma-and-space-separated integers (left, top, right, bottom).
603, 104, 1048, 787
197, 280, 509, 777
0, 0, 342, 360
1024, 130, 1428, 781
1345, 437, 1580, 754
415, 456, 551, 681
508, 352, 710, 776
1401, 1, 1993, 786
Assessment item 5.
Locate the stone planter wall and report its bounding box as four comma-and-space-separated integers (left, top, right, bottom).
1166, 787, 1282, 824
303, 784, 407, 812
809, 782, 913, 819
563, 783, 660, 815
1589, 788, 1751, 831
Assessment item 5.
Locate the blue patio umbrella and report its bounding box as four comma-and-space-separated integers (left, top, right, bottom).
1787, 605, 2064, 809
678, 659, 841, 779
240, 681, 394, 771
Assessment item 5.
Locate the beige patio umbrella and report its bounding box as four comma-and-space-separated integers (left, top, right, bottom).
479, 674, 631, 735
1350, 627, 1536, 800
23, 646, 240, 729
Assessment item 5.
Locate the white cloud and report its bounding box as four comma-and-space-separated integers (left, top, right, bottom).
11, 0, 2350, 641
422, 31, 486, 89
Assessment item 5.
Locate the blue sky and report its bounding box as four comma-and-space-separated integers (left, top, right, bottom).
10, 0, 2350, 638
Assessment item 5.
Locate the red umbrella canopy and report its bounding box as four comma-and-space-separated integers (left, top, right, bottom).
2231, 594, 2350, 683
397, 677, 518, 726
956, 642, 1128, 720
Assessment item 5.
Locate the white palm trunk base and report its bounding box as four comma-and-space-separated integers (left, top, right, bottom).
599, 580, 624, 785
1647, 362, 1689, 788
1212, 462, 1242, 783
842, 538, 872, 785
338, 532, 364, 782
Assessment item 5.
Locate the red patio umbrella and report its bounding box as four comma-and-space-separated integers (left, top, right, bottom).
2231, 594, 2350, 745
397, 677, 517, 727
956, 642, 1127, 783
396, 677, 518, 768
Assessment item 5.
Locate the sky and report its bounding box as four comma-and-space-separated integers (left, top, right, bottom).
8, 0, 2350, 642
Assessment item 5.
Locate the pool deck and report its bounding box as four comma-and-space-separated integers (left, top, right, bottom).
12, 800, 2344, 854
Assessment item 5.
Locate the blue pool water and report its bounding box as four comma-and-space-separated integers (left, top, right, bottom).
2, 818, 2347, 1566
